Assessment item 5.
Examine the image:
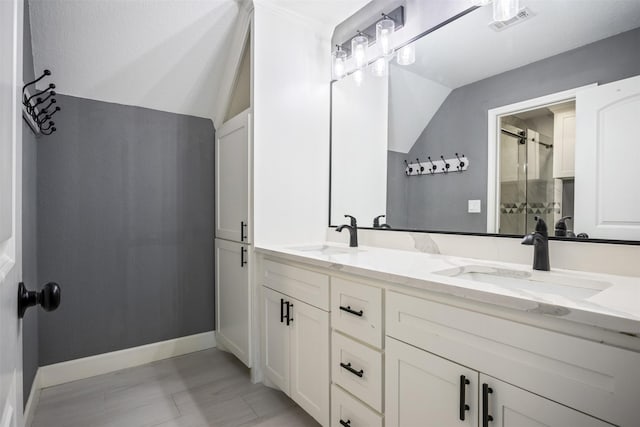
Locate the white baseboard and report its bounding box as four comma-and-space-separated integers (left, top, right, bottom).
38, 331, 216, 389
23, 370, 41, 427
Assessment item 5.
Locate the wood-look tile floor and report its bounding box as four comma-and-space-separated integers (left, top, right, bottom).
32, 348, 320, 427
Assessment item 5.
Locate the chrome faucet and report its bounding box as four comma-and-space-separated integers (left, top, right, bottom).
336, 215, 358, 247
521, 216, 550, 271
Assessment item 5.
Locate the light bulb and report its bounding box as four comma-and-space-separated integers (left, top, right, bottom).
371, 57, 388, 77
396, 44, 415, 66
351, 34, 368, 70
493, 0, 519, 21
353, 69, 364, 87
376, 17, 395, 56
332, 47, 347, 80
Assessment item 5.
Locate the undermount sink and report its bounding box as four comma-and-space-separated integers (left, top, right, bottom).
287, 244, 364, 256
435, 265, 612, 300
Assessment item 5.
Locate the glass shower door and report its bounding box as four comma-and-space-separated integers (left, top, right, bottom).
499, 125, 528, 235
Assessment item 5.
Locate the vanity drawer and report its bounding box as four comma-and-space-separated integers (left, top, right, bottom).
331, 384, 382, 427
263, 259, 329, 310
331, 277, 383, 348
386, 290, 640, 427
332, 331, 383, 412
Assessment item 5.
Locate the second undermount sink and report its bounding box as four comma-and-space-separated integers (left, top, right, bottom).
287, 244, 364, 256
435, 265, 612, 300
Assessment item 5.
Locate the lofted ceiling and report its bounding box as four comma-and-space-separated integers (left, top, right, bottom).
28, 0, 369, 120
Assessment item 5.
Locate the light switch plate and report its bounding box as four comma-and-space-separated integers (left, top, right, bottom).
468, 200, 481, 213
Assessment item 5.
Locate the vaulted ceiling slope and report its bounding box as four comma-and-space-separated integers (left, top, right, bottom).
29, 0, 240, 120
28, 0, 370, 120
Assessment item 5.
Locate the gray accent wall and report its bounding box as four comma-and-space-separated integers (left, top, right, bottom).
37, 95, 215, 365
387, 27, 640, 232
22, 0, 39, 406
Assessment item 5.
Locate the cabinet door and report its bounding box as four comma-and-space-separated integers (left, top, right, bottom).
386, 337, 479, 427
262, 286, 290, 394
215, 239, 251, 367
290, 298, 330, 426
481, 374, 613, 427
216, 109, 250, 243
552, 107, 576, 179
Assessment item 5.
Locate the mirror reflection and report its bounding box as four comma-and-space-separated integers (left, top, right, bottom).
330, 1, 640, 241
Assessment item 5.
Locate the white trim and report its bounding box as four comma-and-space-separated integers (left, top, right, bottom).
23, 370, 40, 427
486, 84, 598, 233
38, 331, 216, 389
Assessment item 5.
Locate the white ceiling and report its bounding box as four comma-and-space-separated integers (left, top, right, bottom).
402, 0, 640, 90
28, 0, 369, 120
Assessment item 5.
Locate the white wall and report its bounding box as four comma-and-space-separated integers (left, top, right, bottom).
252, 2, 331, 245
331, 70, 388, 226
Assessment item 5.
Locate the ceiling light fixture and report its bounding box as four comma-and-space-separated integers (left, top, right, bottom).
493, 0, 520, 21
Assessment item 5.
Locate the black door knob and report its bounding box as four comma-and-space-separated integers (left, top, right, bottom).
18, 281, 61, 318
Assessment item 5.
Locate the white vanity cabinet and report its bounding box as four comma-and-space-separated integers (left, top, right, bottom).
261, 260, 330, 426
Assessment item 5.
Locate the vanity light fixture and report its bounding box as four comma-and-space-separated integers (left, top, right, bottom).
493, 0, 520, 21
351, 33, 369, 70
396, 44, 415, 66
332, 45, 347, 80
371, 57, 388, 77
353, 69, 364, 86
376, 14, 395, 56
476, 0, 492, 5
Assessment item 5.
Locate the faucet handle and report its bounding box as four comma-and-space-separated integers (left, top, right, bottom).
344, 215, 357, 227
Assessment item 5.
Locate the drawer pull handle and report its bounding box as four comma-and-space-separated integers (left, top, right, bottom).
280, 298, 285, 323
340, 362, 364, 378
482, 383, 494, 427
339, 419, 351, 427
459, 375, 470, 421
286, 301, 294, 325
339, 305, 363, 317
240, 221, 247, 241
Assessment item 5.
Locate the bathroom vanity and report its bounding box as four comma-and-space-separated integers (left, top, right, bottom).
256, 244, 640, 427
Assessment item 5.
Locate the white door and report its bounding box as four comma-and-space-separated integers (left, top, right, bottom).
481, 375, 613, 426
289, 299, 329, 426
575, 75, 640, 240
0, 0, 23, 426
386, 337, 479, 427
215, 238, 251, 367
216, 109, 250, 243
262, 287, 290, 394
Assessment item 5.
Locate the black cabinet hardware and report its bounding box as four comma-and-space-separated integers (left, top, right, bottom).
459, 375, 470, 420
18, 282, 61, 319
482, 383, 494, 427
240, 221, 247, 242
285, 301, 293, 325
240, 246, 248, 267
340, 362, 364, 378
339, 419, 351, 427
280, 298, 285, 323
339, 305, 363, 317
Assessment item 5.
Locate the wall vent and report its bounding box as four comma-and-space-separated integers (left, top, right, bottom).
489, 7, 535, 32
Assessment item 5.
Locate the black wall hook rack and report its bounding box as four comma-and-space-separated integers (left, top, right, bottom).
22, 69, 60, 136
405, 154, 470, 177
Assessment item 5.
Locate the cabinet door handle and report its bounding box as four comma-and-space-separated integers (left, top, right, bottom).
280, 298, 285, 323
482, 383, 494, 427
240, 246, 248, 267
459, 375, 470, 421
286, 302, 293, 325
340, 362, 364, 378
339, 305, 363, 317
240, 221, 247, 242
339, 420, 351, 427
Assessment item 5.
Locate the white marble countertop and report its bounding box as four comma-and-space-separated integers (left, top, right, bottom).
256, 243, 640, 334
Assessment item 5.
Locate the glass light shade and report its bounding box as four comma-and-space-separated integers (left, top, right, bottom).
351, 35, 368, 70
353, 69, 364, 87
332, 48, 347, 80
376, 18, 395, 56
371, 57, 388, 77
396, 44, 416, 66
493, 0, 519, 21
